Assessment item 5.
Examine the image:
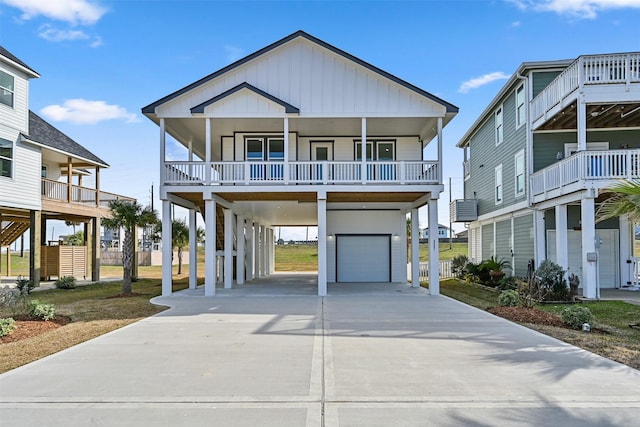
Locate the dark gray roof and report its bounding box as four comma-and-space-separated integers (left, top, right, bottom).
191, 82, 300, 114
0, 46, 39, 77
143, 30, 458, 115
23, 111, 109, 167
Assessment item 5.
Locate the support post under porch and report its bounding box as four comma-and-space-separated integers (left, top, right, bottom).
410, 208, 420, 287
534, 209, 546, 268
161, 200, 172, 296
204, 198, 217, 296
224, 208, 233, 289
317, 193, 327, 296
582, 197, 598, 299
428, 198, 440, 295
246, 220, 254, 281
188, 208, 198, 290
254, 222, 261, 278
236, 214, 245, 285
555, 204, 569, 277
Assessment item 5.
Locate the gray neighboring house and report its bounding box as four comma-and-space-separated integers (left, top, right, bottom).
453, 52, 640, 298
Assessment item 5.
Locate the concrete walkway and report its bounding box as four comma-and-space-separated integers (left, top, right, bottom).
1, 275, 640, 426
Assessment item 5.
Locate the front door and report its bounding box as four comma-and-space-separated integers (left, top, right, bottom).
312, 143, 333, 181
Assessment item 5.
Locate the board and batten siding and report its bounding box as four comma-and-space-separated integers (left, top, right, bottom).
514, 214, 534, 276
0, 135, 41, 210
0, 63, 30, 135
464, 85, 527, 217
156, 38, 446, 119
326, 210, 406, 283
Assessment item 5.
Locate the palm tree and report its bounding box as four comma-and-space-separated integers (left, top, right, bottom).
172, 219, 189, 275
596, 180, 640, 223
102, 200, 158, 295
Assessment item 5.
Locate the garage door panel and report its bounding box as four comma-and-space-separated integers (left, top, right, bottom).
337, 235, 390, 282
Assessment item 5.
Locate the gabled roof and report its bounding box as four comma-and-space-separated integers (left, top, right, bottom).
22, 111, 109, 168
0, 46, 40, 78
190, 82, 300, 114
143, 30, 458, 115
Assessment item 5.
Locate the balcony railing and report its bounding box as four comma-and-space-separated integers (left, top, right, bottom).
531, 149, 640, 197
42, 178, 135, 208
163, 160, 439, 185
531, 53, 640, 123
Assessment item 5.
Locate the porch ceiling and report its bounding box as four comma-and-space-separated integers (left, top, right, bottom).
164, 116, 437, 161
537, 101, 640, 131
174, 191, 426, 225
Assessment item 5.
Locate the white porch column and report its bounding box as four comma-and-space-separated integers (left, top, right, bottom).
247, 220, 254, 280
261, 226, 269, 276
269, 228, 275, 274
437, 117, 443, 183
188, 208, 198, 290
555, 204, 569, 273
582, 197, 598, 298
361, 117, 367, 184
205, 118, 212, 184
284, 117, 289, 184
255, 223, 261, 278
259, 225, 266, 277
159, 119, 166, 187
161, 200, 172, 296
428, 198, 440, 295
224, 209, 233, 289
534, 209, 546, 268
236, 214, 245, 285
577, 99, 587, 152
317, 193, 327, 296
620, 214, 632, 287
204, 198, 217, 296
411, 208, 420, 287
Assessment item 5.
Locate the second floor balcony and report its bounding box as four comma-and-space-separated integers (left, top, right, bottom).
163, 160, 439, 186
530, 149, 640, 203
42, 178, 135, 213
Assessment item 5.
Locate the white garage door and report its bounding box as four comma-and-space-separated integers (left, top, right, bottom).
336, 235, 391, 282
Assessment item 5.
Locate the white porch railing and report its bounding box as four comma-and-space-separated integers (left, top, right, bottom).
408, 260, 453, 282
531, 149, 640, 196
42, 178, 135, 208
531, 53, 640, 123
163, 160, 440, 185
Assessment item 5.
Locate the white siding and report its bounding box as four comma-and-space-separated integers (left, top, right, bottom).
326, 210, 406, 282
0, 62, 30, 134
156, 38, 446, 119
0, 133, 41, 210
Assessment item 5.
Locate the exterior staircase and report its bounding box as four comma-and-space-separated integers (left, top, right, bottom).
0, 221, 30, 247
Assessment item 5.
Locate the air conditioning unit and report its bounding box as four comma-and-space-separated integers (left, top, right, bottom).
450, 199, 477, 222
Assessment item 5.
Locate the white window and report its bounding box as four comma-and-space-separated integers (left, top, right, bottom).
516, 85, 525, 128
495, 164, 503, 204
515, 150, 525, 197
0, 71, 14, 108
495, 106, 503, 145
0, 138, 13, 178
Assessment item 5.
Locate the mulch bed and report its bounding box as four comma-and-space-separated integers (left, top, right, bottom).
488, 306, 567, 327
0, 315, 72, 344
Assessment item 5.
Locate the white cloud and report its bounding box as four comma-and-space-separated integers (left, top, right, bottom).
90, 36, 103, 48
507, 0, 640, 19
1, 0, 106, 25
38, 25, 89, 42
40, 99, 139, 125
224, 45, 245, 63
458, 72, 510, 94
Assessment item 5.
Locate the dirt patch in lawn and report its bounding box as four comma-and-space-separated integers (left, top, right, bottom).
488, 306, 568, 327
0, 315, 72, 344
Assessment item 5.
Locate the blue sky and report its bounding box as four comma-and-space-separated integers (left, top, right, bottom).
2, 0, 640, 239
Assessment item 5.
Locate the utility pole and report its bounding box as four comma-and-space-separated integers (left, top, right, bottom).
449, 176, 453, 250
150, 183, 154, 211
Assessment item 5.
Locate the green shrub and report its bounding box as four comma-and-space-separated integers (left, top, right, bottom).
0, 318, 17, 337
55, 276, 76, 289
0, 286, 24, 315
16, 276, 35, 294
498, 290, 520, 307
561, 305, 594, 329
451, 255, 469, 279
28, 300, 56, 321
535, 260, 569, 301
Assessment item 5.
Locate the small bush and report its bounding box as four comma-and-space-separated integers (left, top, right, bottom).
536, 260, 569, 301
561, 305, 594, 329
0, 318, 17, 337
498, 290, 520, 307
451, 255, 469, 279
55, 276, 76, 289
16, 276, 35, 294
0, 286, 24, 315
28, 300, 56, 321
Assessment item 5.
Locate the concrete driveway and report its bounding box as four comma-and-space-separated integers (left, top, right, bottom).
1, 275, 640, 426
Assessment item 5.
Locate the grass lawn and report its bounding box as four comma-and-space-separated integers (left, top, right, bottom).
418, 242, 468, 262
0, 253, 30, 277
275, 244, 318, 271
436, 278, 640, 370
